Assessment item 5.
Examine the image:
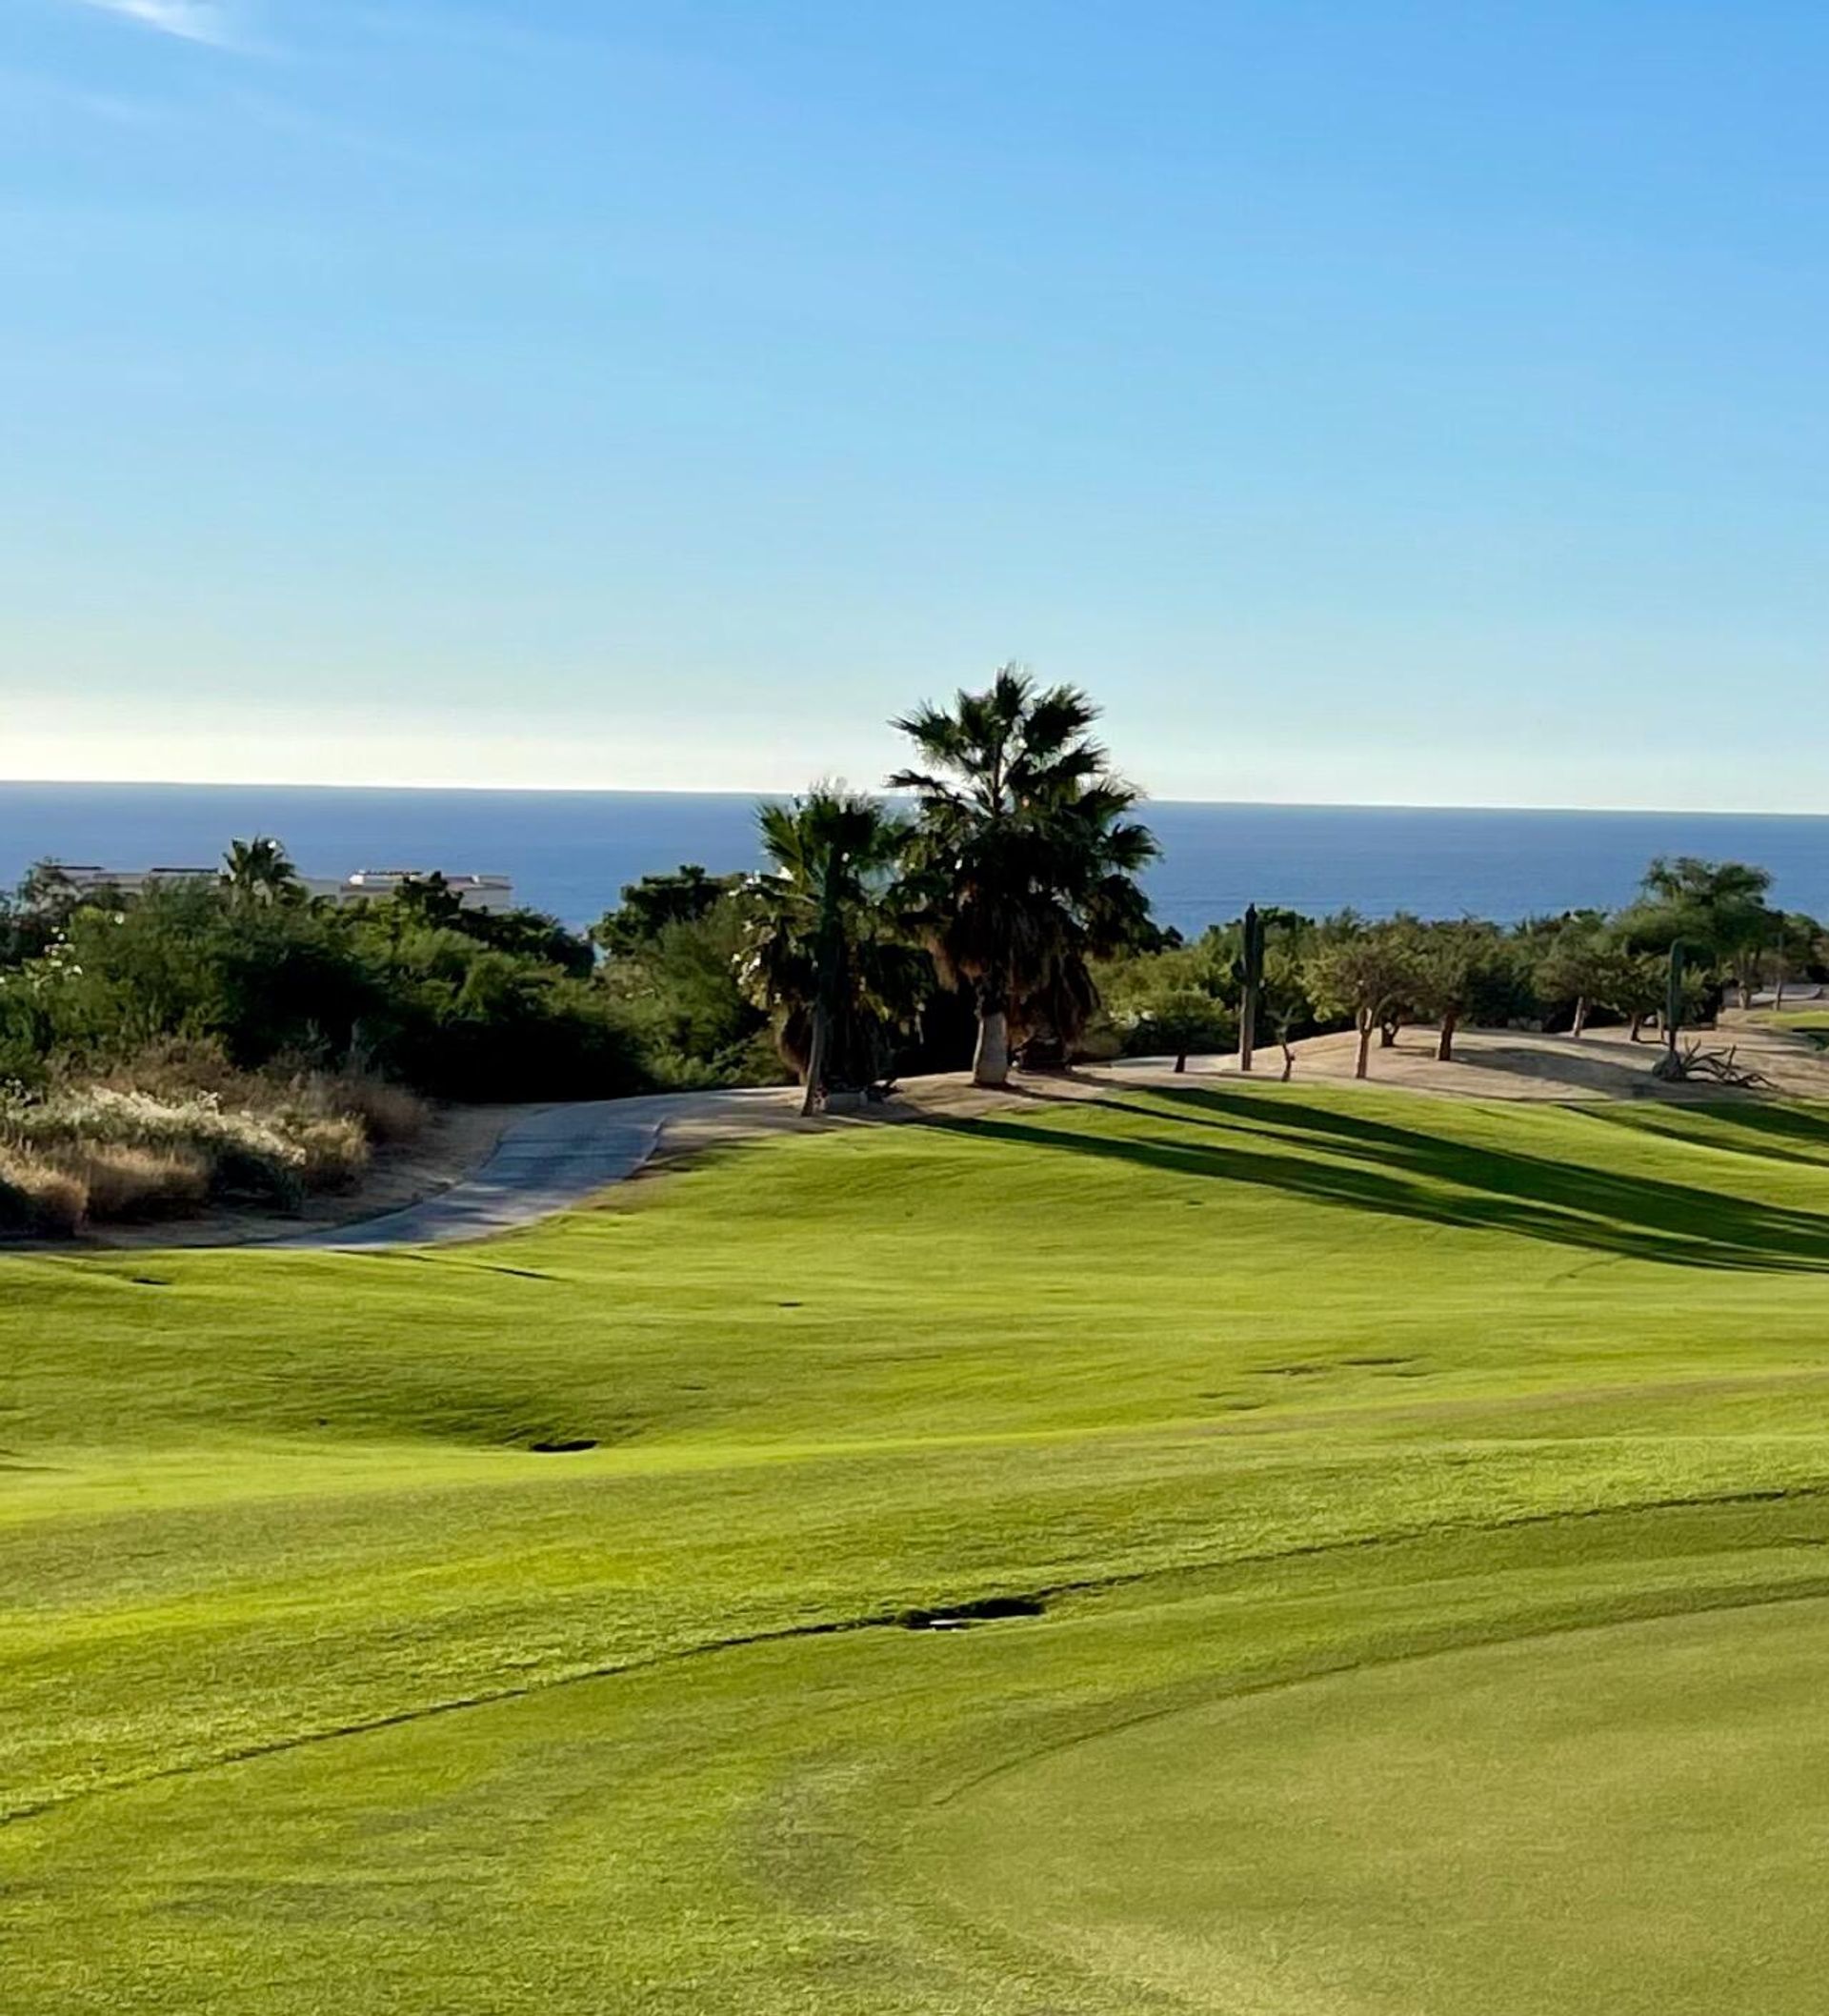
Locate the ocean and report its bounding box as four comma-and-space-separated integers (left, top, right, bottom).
2, 781, 1826, 938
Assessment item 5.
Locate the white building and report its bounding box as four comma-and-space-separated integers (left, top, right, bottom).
45, 864, 516, 913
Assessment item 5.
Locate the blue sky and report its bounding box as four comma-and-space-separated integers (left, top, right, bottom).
4, 2, 1827, 806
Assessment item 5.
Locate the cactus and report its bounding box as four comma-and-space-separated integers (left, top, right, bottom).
1664, 941, 1686, 1055
1238, 903, 1265, 1074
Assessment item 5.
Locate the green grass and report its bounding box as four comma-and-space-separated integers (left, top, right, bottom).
1747, 1005, 1829, 1047
10, 1081, 1829, 2011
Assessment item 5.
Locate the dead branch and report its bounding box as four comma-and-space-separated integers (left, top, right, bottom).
1650, 1040, 1774, 1090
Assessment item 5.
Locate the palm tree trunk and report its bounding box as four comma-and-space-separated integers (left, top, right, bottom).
973, 1006, 1010, 1087
1355, 1010, 1373, 1079
801, 1000, 830, 1118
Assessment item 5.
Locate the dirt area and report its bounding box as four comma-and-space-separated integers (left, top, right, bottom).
1093, 1016, 1829, 1104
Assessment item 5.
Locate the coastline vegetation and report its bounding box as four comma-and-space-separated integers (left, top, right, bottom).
2, 672, 1823, 1229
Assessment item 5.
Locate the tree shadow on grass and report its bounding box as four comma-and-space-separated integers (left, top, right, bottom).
1571, 1100, 1829, 1173
938, 1084, 1829, 1273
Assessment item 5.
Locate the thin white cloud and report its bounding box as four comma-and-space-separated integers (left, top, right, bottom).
70, 0, 236, 47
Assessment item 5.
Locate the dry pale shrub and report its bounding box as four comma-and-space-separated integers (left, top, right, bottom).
320, 1073, 430, 1146
0, 1054, 421, 1232
0, 1151, 87, 1238
2, 1088, 306, 1205
290, 1115, 371, 1192
92, 1038, 256, 1105
53, 1144, 211, 1222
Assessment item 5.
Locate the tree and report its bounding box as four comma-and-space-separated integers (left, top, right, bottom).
1258, 941, 1312, 1079
1618, 857, 1775, 1009
386, 872, 466, 931
737, 789, 924, 1115
599, 897, 770, 1087
1532, 915, 1625, 1037
889, 667, 1157, 1087
1761, 912, 1825, 1010
593, 865, 739, 958
1126, 987, 1231, 1073
1304, 921, 1423, 1079
220, 837, 303, 909
1410, 922, 1523, 1062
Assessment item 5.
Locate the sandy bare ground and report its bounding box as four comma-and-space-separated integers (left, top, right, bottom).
1094, 1017, 1829, 1104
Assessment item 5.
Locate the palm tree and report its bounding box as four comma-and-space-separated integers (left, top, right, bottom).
220, 836, 302, 909
737, 789, 923, 1115
1624, 857, 1775, 1009
888, 666, 1158, 1086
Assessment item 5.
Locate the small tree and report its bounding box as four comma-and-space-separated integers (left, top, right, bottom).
1533, 916, 1626, 1037
1304, 922, 1423, 1080
1259, 941, 1312, 1079
1412, 922, 1522, 1062
1129, 987, 1231, 1073
592, 865, 739, 958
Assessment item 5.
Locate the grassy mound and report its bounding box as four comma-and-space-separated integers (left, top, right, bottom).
8, 1082, 1829, 2010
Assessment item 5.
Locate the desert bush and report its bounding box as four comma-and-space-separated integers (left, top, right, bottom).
312, 1071, 428, 1144
286, 1114, 370, 1192
0, 1150, 86, 1237
2, 1087, 314, 1208
49, 1144, 211, 1221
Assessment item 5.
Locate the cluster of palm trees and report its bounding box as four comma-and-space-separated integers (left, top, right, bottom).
738, 667, 1158, 1111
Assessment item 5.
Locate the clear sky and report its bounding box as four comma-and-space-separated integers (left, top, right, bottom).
3, 2, 1827, 807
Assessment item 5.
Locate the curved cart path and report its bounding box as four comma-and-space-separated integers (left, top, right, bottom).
278, 1087, 803, 1249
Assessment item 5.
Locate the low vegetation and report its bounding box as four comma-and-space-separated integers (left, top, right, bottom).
0, 1046, 427, 1234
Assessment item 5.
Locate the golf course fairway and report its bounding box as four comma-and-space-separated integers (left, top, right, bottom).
10, 1078, 1829, 2011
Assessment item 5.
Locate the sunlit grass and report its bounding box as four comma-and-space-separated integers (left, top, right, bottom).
9, 1082, 1829, 2010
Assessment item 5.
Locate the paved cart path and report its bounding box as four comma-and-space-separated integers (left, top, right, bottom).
279, 1087, 803, 1249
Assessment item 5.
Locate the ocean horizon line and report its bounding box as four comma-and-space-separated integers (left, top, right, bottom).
4, 777, 1829, 824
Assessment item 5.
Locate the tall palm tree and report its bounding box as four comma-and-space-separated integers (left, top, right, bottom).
888, 666, 1158, 1086
220, 836, 302, 909
737, 789, 923, 1115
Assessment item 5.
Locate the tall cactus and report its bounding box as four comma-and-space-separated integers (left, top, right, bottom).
1238, 903, 1264, 1074
1664, 940, 1686, 1056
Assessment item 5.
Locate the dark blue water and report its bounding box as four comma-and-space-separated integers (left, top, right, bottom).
2, 782, 1826, 937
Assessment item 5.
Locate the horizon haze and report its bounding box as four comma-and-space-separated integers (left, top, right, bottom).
5, 3, 1828, 807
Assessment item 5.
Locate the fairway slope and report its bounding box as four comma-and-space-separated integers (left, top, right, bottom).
9, 1083, 1829, 2011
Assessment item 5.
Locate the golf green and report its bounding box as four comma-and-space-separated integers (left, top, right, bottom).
913, 1596, 1829, 2014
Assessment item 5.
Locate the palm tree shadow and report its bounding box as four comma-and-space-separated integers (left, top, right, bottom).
1571, 1100, 1829, 1172
942, 1083, 1829, 1273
